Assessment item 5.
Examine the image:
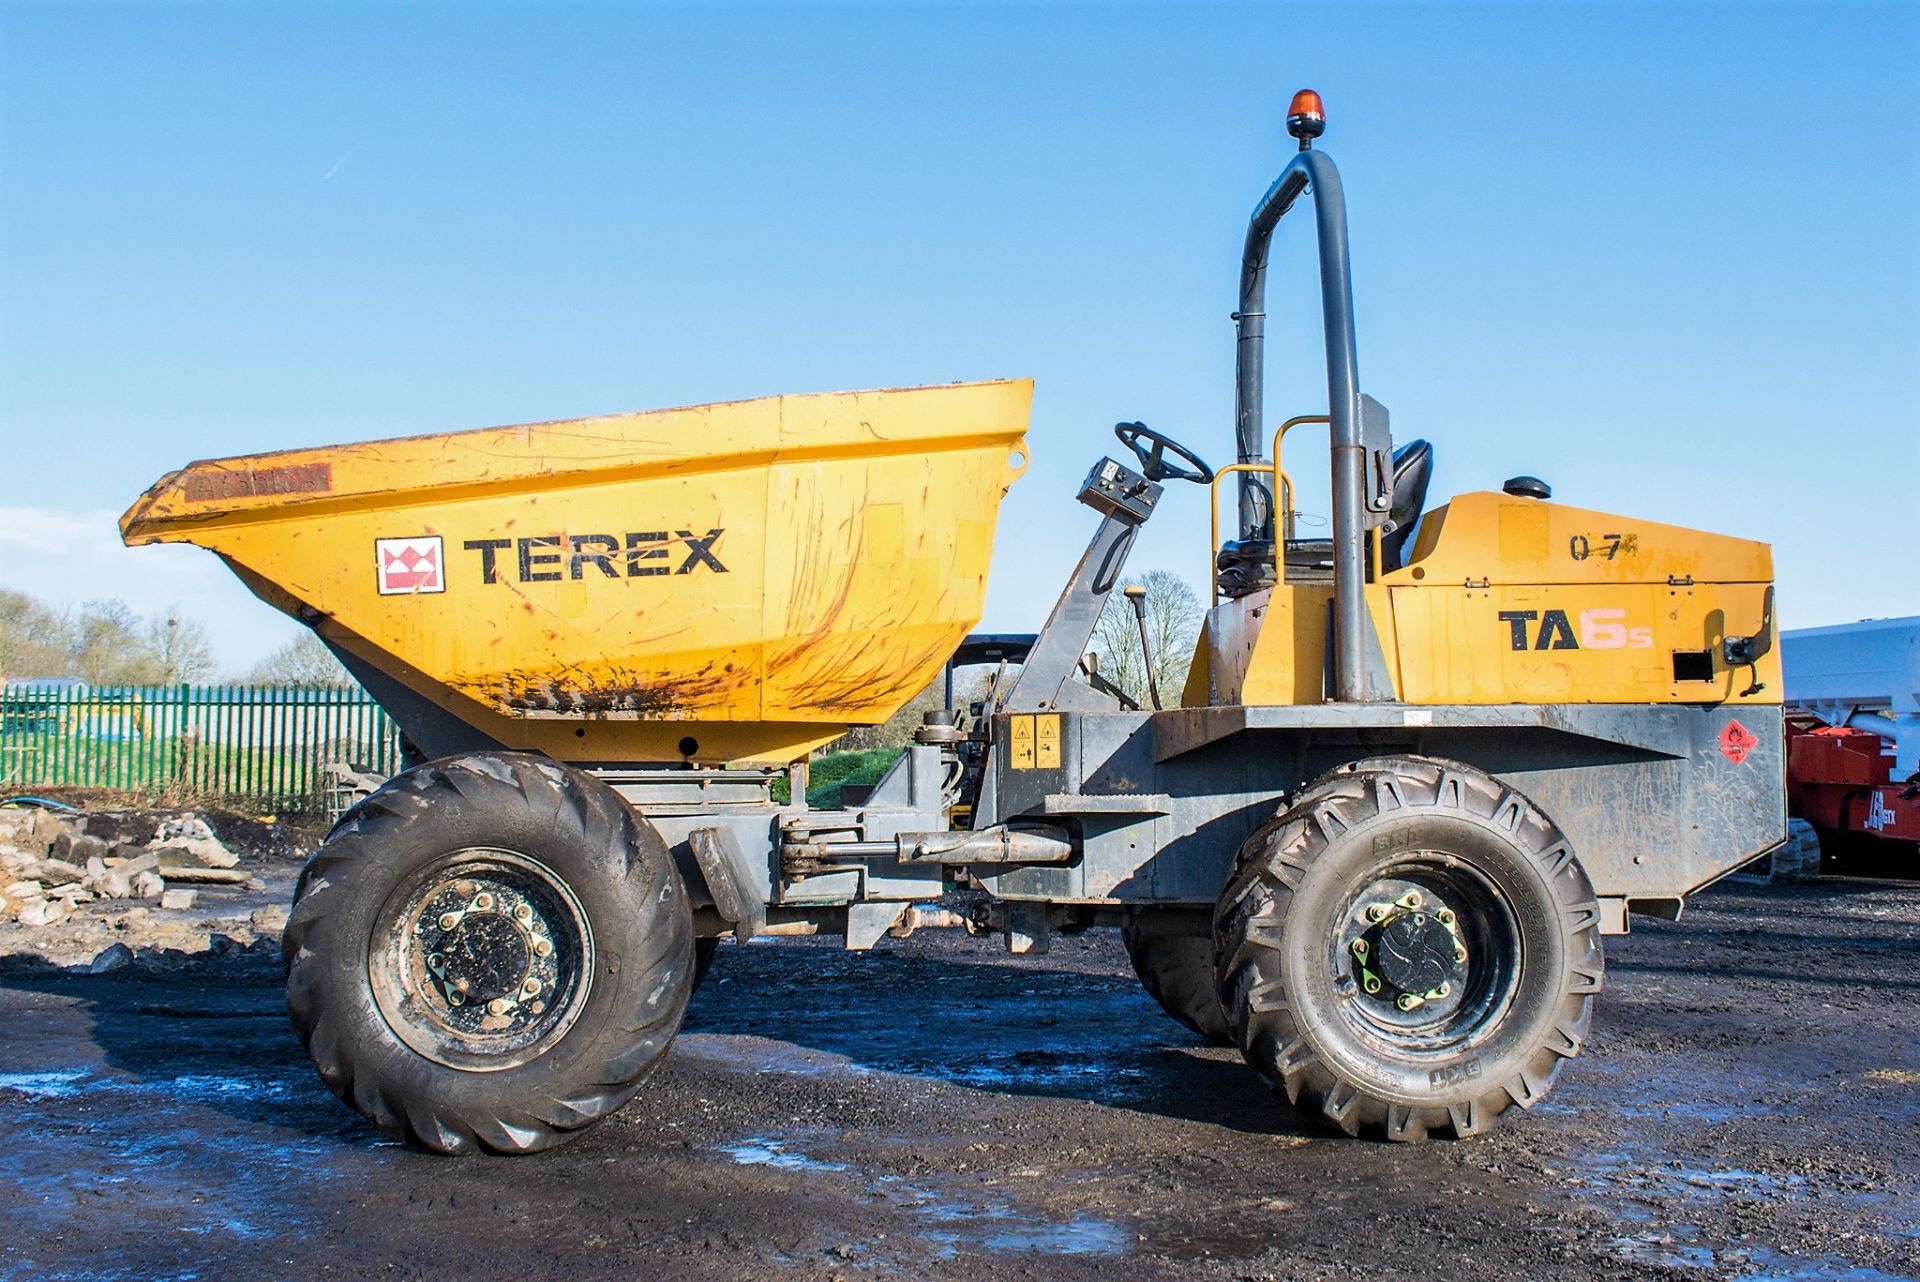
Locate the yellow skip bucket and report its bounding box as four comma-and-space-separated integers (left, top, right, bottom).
122, 380, 1032, 764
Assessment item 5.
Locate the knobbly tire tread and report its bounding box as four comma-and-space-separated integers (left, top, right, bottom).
1774, 819, 1823, 884
1214, 755, 1604, 1142
1122, 925, 1233, 1046
284, 752, 694, 1156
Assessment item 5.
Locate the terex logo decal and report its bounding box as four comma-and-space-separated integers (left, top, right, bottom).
376, 536, 445, 595
462, 530, 728, 583
1498, 607, 1655, 652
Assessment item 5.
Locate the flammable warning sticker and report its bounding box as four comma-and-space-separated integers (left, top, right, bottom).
1717, 719, 1757, 765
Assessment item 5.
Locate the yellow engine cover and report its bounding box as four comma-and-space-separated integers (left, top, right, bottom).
122, 380, 1032, 764
1209, 491, 1782, 707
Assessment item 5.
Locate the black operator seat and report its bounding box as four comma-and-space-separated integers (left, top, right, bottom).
1382, 439, 1432, 571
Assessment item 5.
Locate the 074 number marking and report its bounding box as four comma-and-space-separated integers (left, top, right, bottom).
1569, 532, 1638, 561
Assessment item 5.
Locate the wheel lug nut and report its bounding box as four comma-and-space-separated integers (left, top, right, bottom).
1396, 994, 1420, 1011
487, 998, 510, 1016
521, 978, 540, 997
1364, 905, 1387, 923
1437, 908, 1456, 925
448, 992, 464, 1006
1349, 939, 1368, 958
438, 912, 460, 931
1362, 974, 1381, 995
513, 903, 533, 925
533, 938, 553, 959
1402, 890, 1423, 908
1454, 945, 1469, 964
472, 893, 495, 911
454, 978, 470, 993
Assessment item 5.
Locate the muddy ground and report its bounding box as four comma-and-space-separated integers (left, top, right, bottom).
1, 869, 1917, 1282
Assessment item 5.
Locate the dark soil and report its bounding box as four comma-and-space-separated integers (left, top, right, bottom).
6, 790, 326, 865
1, 876, 1916, 1282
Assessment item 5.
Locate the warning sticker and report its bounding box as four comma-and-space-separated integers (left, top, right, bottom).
1009, 715, 1036, 770
1034, 713, 1061, 769
377, 536, 445, 595
1717, 719, 1757, 765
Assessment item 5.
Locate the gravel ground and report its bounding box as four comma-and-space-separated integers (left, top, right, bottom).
1, 874, 1916, 1282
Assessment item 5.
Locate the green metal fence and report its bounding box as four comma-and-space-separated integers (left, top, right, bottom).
0, 682, 401, 811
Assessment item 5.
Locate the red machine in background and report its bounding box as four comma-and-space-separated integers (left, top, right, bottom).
1786, 715, 1920, 859
1774, 616, 1918, 879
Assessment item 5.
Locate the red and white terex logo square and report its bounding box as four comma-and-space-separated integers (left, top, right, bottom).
376, 536, 445, 595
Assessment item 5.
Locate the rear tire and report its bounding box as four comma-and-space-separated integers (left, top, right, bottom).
285, 752, 694, 1155
692, 937, 720, 991
1215, 756, 1603, 1141
1122, 923, 1232, 1045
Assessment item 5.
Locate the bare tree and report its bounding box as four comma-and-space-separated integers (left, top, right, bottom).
72, 600, 149, 683
1090, 569, 1204, 708
0, 591, 217, 685
0, 589, 73, 680
247, 632, 355, 687
142, 610, 218, 684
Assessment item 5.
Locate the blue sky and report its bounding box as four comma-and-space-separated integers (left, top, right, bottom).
2, 1, 1914, 671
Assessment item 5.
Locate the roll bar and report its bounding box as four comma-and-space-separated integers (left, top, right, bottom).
1233, 144, 1392, 703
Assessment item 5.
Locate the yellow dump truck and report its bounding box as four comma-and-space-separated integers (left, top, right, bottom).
124, 92, 1783, 1154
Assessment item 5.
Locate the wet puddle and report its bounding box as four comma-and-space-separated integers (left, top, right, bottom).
1547, 1048, 1920, 1281
1609, 1232, 1916, 1282
0, 1070, 89, 1099
716, 1132, 1129, 1259
683, 1025, 1191, 1113
3, 1066, 304, 1108
1, 1059, 393, 1281
920, 1049, 1151, 1097
1579, 1148, 1808, 1201
719, 1137, 850, 1174
1568, 1117, 1914, 1280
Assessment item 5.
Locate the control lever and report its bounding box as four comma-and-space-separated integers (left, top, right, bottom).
1124, 585, 1163, 710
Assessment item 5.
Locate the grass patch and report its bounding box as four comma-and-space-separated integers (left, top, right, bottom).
769, 747, 904, 808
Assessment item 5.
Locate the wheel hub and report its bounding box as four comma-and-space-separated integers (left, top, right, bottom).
1373, 911, 1457, 995
429, 909, 531, 1005
1346, 889, 1469, 1013
415, 882, 561, 1025
371, 851, 593, 1071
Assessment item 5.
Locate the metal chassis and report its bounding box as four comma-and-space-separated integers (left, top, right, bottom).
603, 696, 1783, 954
968, 702, 1785, 935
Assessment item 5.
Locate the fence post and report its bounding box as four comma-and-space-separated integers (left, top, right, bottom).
172, 682, 190, 797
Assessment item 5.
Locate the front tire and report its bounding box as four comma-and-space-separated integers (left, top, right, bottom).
285, 752, 694, 1155
1214, 756, 1603, 1141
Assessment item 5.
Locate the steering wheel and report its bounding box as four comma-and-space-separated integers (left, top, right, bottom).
1115, 421, 1215, 485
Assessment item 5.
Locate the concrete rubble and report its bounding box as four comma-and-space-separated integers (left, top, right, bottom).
0, 802, 306, 969
0, 805, 245, 921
